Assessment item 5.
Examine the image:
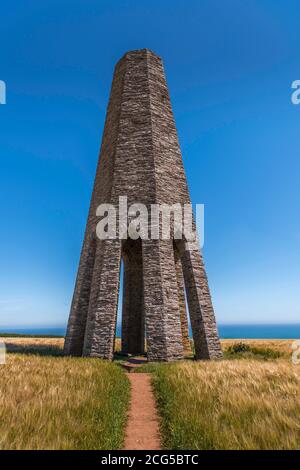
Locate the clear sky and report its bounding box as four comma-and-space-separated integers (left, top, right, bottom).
0, 0, 299, 328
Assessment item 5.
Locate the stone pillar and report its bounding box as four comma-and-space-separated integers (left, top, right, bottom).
82, 239, 121, 360
142, 239, 184, 362
64, 236, 96, 356
181, 244, 222, 360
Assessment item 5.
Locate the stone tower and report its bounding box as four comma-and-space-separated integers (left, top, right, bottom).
64, 49, 222, 362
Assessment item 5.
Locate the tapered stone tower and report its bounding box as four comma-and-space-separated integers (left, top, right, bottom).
64, 49, 222, 362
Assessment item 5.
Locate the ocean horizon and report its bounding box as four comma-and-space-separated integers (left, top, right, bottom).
1, 323, 300, 339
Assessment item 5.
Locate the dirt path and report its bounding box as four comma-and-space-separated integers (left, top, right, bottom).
124, 372, 162, 450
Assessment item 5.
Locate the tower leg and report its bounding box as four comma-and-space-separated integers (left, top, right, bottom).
83, 239, 121, 360
142, 239, 184, 362
181, 244, 222, 360
121, 242, 145, 355
64, 236, 96, 356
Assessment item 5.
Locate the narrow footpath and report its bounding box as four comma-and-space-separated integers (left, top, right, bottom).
123, 358, 161, 451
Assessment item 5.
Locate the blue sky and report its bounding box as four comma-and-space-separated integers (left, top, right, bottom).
0, 0, 299, 328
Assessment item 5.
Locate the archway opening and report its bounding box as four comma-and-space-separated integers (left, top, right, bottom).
115, 239, 146, 357
173, 239, 193, 356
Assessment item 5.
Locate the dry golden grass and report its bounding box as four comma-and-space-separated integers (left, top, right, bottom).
2, 337, 64, 356
151, 358, 300, 449
221, 339, 294, 357
1, 337, 298, 450
0, 343, 129, 450
1, 337, 64, 347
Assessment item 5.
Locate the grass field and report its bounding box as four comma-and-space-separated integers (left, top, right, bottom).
1, 337, 299, 450
0, 339, 130, 450
141, 340, 300, 450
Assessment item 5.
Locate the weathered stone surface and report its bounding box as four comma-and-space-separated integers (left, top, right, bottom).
64, 49, 222, 361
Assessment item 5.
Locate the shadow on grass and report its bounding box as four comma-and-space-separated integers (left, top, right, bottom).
5, 343, 63, 357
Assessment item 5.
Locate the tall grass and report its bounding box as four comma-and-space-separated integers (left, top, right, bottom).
151, 360, 300, 450
0, 353, 130, 450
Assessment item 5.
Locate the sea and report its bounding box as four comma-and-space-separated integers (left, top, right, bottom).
1, 324, 300, 339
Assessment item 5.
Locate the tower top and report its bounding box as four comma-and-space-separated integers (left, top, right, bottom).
116, 48, 161, 65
